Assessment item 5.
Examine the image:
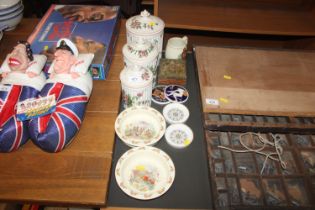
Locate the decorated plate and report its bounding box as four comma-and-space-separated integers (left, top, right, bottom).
115, 146, 175, 200
152, 85, 170, 105
115, 106, 166, 147
163, 102, 189, 124
165, 123, 194, 149
164, 85, 189, 103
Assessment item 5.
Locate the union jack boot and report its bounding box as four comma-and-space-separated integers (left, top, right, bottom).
28, 80, 92, 152
0, 63, 46, 152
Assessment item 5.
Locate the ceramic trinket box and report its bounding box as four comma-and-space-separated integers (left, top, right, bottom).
126, 10, 165, 60
120, 65, 153, 109
123, 41, 159, 86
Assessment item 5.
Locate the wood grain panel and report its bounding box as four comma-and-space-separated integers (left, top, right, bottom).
158, 0, 315, 35
195, 46, 315, 116
87, 81, 121, 113
106, 55, 124, 81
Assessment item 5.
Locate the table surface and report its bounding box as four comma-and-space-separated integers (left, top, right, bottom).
0, 18, 125, 206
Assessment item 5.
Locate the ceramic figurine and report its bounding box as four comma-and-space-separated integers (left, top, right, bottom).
0, 41, 47, 152
28, 38, 94, 152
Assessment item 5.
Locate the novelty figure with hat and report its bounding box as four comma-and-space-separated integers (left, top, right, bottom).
28, 38, 94, 152
0, 41, 47, 152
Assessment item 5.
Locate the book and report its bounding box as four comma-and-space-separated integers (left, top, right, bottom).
28, 4, 120, 80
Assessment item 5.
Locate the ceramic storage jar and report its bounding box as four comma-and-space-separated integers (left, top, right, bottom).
126, 10, 165, 60
120, 65, 153, 109
122, 41, 159, 87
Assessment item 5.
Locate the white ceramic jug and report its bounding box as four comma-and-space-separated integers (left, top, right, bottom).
165, 36, 188, 59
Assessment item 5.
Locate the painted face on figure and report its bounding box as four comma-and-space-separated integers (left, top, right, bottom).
53, 49, 76, 74
8, 44, 29, 72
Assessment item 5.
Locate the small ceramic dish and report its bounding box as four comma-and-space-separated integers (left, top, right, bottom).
115, 146, 175, 200
163, 102, 189, 124
152, 85, 170, 105
164, 85, 189, 103
165, 123, 194, 149
115, 106, 166, 147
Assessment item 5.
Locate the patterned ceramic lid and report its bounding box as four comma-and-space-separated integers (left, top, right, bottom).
123, 41, 158, 62
126, 10, 165, 35
120, 65, 153, 88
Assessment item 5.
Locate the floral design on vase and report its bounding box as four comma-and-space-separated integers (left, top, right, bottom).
127, 44, 154, 58
129, 164, 159, 192
130, 19, 159, 30
122, 90, 151, 107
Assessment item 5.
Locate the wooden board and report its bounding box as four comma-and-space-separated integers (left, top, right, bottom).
195, 46, 315, 117
157, 0, 315, 36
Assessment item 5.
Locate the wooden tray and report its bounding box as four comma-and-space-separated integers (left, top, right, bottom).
195, 46, 315, 117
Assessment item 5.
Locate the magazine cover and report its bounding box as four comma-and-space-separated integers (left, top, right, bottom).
28, 4, 120, 80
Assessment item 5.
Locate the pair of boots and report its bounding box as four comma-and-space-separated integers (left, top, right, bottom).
0, 53, 93, 153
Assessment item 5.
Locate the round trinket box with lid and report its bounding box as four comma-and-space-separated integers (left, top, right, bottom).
123, 41, 159, 86
120, 65, 153, 109
126, 10, 165, 60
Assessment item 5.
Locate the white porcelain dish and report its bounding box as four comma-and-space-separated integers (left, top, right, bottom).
0, 0, 20, 10
165, 123, 194, 149
115, 106, 166, 147
115, 146, 175, 200
163, 103, 189, 124
0, 0, 22, 16
0, 4, 23, 20
0, 4, 23, 31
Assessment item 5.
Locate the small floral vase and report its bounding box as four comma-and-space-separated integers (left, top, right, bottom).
123, 41, 159, 87
126, 10, 165, 61
120, 65, 153, 109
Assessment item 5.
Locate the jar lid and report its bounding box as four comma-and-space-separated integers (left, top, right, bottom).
123, 41, 158, 62
120, 65, 153, 88
126, 10, 165, 35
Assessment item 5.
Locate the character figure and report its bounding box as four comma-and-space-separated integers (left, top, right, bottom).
28, 38, 94, 152
49, 39, 80, 79
1, 41, 40, 78
0, 41, 46, 152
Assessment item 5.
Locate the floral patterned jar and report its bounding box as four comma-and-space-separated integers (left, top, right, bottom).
123, 41, 159, 87
126, 10, 165, 60
120, 65, 153, 109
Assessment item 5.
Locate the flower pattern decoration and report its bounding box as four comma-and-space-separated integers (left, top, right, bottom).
122, 90, 150, 107
130, 19, 159, 30
127, 44, 154, 58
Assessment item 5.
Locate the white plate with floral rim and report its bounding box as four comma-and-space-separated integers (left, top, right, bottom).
163, 102, 189, 124
115, 106, 166, 147
115, 146, 175, 200
165, 123, 194, 149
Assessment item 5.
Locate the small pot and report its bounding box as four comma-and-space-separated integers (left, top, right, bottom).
126, 10, 165, 60
120, 65, 153, 109
122, 41, 159, 87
